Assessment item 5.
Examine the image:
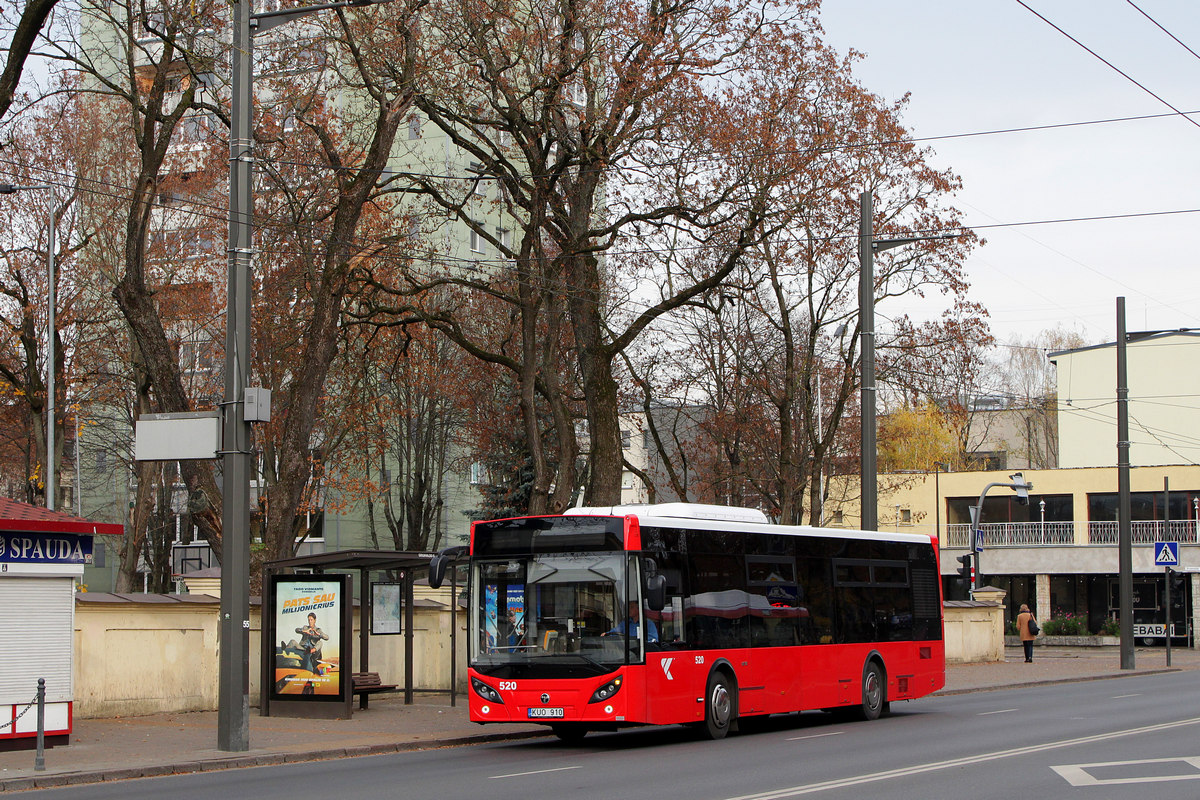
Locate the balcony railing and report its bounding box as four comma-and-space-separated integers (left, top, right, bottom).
1087, 520, 1198, 545
945, 520, 1200, 548
946, 522, 1075, 548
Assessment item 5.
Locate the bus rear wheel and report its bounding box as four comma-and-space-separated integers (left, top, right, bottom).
703, 671, 734, 740
551, 723, 589, 743
854, 661, 885, 721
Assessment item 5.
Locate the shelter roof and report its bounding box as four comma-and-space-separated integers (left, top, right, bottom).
264, 549, 439, 573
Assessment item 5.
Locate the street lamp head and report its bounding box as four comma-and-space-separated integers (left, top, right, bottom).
0, 184, 17, 194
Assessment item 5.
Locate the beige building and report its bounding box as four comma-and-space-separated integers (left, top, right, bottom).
1051, 332, 1200, 468
827, 463, 1200, 646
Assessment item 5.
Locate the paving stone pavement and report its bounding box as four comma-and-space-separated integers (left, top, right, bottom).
2, 645, 1196, 792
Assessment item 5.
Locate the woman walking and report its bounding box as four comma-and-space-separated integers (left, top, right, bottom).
1017, 603, 1038, 663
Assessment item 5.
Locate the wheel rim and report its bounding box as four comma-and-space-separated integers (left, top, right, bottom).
710, 682, 731, 728
864, 669, 881, 711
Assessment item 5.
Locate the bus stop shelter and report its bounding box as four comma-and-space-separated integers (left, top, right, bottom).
261, 550, 463, 717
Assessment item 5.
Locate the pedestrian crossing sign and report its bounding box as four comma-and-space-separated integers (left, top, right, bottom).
1154, 541, 1179, 566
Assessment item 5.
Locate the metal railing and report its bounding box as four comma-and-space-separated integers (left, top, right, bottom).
1087, 520, 1199, 545
945, 519, 1200, 547
946, 522, 1076, 548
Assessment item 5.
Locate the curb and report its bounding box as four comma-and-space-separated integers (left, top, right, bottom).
934, 667, 1181, 697
0, 729, 552, 792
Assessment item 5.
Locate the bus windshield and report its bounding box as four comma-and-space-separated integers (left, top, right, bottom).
472, 552, 643, 676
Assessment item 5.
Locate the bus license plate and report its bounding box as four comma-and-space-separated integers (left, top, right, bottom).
528, 707, 564, 719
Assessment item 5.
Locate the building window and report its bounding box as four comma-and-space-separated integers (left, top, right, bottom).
470, 462, 488, 485
469, 226, 485, 254
621, 430, 631, 450
832, 510, 844, 526
408, 114, 421, 140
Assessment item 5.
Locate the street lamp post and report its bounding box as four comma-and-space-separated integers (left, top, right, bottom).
969, 473, 1032, 589
0, 184, 56, 511
858, 190, 957, 531
1039, 497, 1046, 544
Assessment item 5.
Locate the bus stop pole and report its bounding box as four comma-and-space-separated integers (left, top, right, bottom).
405, 570, 414, 704
450, 564, 458, 707
1165, 478, 1171, 668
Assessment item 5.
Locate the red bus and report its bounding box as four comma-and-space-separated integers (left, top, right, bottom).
431, 503, 945, 741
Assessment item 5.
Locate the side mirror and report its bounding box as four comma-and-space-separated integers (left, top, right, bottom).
645, 574, 667, 612
428, 546, 467, 589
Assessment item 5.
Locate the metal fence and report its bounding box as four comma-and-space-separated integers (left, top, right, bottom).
945, 519, 1200, 547
1087, 520, 1199, 545
945, 522, 1076, 548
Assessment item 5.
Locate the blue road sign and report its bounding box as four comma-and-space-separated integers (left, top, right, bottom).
1154, 541, 1180, 567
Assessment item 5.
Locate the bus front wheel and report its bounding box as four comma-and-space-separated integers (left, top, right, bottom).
854, 661, 885, 721
703, 671, 734, 739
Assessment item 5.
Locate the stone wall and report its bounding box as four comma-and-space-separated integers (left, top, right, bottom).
943, 601, 1006, 663
73, 591, 466, 719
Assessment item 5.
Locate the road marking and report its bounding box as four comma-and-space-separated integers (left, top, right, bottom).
786, 732, 844, 742
490, 766, 582, 780
722, 716, 1200, 799
1053, 756, 1200, 786
1111, 693, 1141, 699
977, 709, 1017, 716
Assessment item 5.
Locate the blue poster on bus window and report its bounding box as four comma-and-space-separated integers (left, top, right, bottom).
484, 584, 499, 651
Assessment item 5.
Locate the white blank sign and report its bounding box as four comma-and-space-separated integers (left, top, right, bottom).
134, 412, 220, 461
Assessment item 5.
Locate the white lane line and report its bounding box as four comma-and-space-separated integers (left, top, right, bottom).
787, 732, 845, 742
722, 716, 1200, 799
1053, 756, 1200, 786
490, 766, 582, 780
1111, 693, 1142, 699
977, 709, 1017, 716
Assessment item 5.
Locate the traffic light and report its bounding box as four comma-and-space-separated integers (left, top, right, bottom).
956, 554, 974, 589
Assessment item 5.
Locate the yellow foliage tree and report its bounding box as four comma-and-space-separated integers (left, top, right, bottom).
878, 401, 960, 473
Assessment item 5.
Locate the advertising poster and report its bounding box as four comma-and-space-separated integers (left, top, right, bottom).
484, 583, 499, 652
272, 577, 343, 698
483, 584, 525, 653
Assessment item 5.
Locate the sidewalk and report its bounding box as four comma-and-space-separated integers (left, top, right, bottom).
3, 646, 1197, 792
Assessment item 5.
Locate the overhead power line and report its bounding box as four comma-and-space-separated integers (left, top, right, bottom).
1015, 0, 1200, 133
1124, 0, 1200, 64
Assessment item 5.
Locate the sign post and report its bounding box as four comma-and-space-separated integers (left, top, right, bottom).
1155, 541, 1179, 667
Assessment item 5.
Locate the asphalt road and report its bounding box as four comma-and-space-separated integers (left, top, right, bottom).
27, 671, 1200, 799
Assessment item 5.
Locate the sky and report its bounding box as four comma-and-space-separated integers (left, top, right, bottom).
818, 0, 1200, 347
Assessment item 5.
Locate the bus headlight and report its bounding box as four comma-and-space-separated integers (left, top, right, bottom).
472, 678, 504, 704
588, 676, 623, 704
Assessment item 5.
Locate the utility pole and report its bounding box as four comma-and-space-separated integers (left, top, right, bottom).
218, 0, 254, 752
858, 192, 876, 531
858, 190, 958, 533
218, 0, 390, 753
1116, 297, 1133, 670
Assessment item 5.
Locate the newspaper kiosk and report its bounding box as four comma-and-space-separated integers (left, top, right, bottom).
0, 499, 121, 746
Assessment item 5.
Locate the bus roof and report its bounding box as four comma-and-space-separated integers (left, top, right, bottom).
561, 502, 934, 546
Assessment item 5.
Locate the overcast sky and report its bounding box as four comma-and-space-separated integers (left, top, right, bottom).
819, 0, 1200, 348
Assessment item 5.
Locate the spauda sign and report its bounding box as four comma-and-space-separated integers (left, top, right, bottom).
0, 532, 93, 564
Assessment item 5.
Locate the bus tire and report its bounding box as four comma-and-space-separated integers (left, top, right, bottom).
551, 723, 588, 743
703, 670, 735, 740
854, 661, 885, 721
